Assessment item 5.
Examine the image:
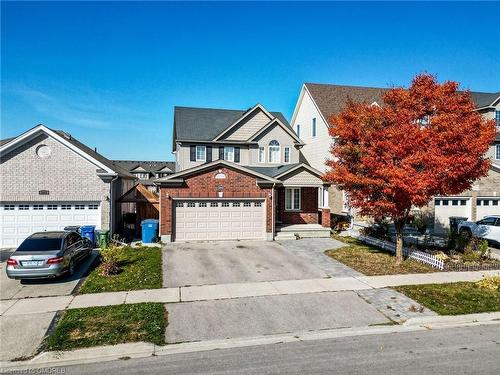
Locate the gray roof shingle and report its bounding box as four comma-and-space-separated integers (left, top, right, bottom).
246, 163, 301, 178
173, 106, 291, 148
305, 83, 499, 121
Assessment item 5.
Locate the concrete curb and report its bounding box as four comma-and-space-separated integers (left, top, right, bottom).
2, 312, 499, 370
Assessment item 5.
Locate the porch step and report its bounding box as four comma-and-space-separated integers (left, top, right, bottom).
275, 224, 331, 240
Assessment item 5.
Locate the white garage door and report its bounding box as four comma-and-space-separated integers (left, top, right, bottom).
0, 202, 101, 248
476, 198, 500, 220
433, 197, 471, 234
174, 200, 266, 242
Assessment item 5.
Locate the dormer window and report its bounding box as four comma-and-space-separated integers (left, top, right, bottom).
136, 173, 149, 180
268, 140, 280, 163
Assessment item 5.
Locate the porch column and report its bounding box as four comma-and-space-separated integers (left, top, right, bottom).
321, 208, 331, 228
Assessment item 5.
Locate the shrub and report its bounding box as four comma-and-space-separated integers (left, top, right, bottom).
411, 212, 431, 234
462, 237, 490, 263
99, 246, 124, 276
476, 276, 500, 291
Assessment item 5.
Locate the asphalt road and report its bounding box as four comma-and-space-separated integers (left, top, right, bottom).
60, 325, 500, 374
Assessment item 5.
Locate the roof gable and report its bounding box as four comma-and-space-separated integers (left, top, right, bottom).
217, 106, 273, 141
0, 124, 132, 177
249, 118, 303, 144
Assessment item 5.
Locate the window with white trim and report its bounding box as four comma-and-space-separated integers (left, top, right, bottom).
61, 205, 71, 210
312, 118, 317, 137
296, 124, 300, 138
222, 202, 230, 207
224, 146, 234, 162
496, 144, 500, 160
175, 202, 184, 208
4, 205, 14, 210
284, 147, 291, 163
258, 147, 265, 163
285, 188, 301, 210
243, 202, 252, 207
75, 205, 85, 210
88, 204, 98, 209
199, 202, 207, 207
47, 205, 58, 210
33, 205, 44, 210
196, 146, 206, 161
135, 173, 149, 179
19, 205, 29, 210
187, 202, 196, 207
268, 140, 280, 163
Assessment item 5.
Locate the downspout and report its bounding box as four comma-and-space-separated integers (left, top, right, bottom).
109, 175, 119, 235
272, 183, 276, 240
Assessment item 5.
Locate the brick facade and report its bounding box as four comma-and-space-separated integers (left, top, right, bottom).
276, 187, 320, 224
159, 166, 273, 237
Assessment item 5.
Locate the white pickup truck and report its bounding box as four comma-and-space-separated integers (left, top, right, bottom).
458, 215, 500, 245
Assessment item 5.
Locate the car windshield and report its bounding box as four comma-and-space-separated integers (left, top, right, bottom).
17, 238, 63, 251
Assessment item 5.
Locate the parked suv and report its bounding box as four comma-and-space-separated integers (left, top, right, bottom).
458, 215, 500, 245
5, 231, 92, 280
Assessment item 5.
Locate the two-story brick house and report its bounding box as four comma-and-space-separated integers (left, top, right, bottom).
291, 83, 500, 233
156, 104, 332, 242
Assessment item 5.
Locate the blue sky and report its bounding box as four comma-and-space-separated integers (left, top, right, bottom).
2, 1, 499, 161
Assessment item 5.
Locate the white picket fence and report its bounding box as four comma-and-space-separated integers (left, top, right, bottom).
356, 234, 444, 270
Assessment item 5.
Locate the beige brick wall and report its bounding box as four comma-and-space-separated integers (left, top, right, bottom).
0, 134, 113, 229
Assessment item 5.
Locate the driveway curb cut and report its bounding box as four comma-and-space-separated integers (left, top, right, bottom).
2, 312, 499, 370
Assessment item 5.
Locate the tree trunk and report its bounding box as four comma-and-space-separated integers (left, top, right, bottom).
395, 219, 404, 264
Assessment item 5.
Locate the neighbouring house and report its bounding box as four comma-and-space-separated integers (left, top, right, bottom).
291, 83, 500, 233
0, 124, 136, 248
155, 104, 332, 242
112, 160, 176, 238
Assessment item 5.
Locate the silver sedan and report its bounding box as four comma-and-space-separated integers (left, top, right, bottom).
5, 231, 92, 280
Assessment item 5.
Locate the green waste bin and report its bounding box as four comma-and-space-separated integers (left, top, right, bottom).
98, 230, 110, 248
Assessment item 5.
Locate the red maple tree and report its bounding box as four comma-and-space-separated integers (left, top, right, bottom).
324, 74, 496, 262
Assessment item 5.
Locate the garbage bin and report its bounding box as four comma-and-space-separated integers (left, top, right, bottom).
97, 230, 110, 248
80, 225, 96, 246
449, 217, 468, 233
141, 219, 159, 244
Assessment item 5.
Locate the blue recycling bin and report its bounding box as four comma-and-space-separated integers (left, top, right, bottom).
141, 219, 159, 244
80, 225, 96, 246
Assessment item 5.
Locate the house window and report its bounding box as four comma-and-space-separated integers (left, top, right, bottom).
222, 202, 230, 207
232, 202, 241, 207
3, 205, 14, 210
268, 140, 280, 163
75, 205, 85, 210
496, 110, 500, 127
33, 205, 44, 210
199, 202, 207, 207
496, 144, 500, 160
296, 124, 301, 138
210, 202, 218, 207
61, 205, 71, 210
243, 202, 251, 207
19, 205, 29, 210
136, 173, 149, 179
284, 147, 291, 163
187, 202, 196, 207
196, 146, 206, 161
88, 204, 98, 209
258, 147, 265, 163
175, 202, 184, 208
224, 147, 234, 162
285, 188, 301, 210
47, 205, 58, 210
312, 118, 317, 137
254, 202, 262, 207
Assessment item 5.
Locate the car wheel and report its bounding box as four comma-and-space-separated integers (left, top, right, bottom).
68, 260, 75, 276
460, 228, 472, 240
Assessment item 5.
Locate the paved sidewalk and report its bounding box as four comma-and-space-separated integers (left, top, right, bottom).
2, 270, 498, 316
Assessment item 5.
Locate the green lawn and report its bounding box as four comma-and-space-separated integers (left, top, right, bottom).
45, 303, 166, 351
79, 246, 162, 294
326, 235, 437, 275
396, 282, 500, 315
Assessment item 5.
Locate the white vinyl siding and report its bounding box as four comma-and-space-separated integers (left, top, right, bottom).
285, 188, 301, 211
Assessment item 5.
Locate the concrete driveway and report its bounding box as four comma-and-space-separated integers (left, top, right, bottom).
0, 250, 98, 300
163, 241, 327, 287
165, 291, 389, 343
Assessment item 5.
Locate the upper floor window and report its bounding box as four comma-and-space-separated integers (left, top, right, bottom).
284, 146, 291, 163
136, 173, 149, 179
496, 144, 500, 160
224, 146, 235, 162
258, 147, 265, 163
196, 145, 206, 161
312, 118, 317, 137
268, 140, 280, 163
496, 111, 500, 127
296, 124, 301, 138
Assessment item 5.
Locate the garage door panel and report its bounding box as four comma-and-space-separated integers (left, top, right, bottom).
0, 202, 101, 248
174, 200, 265, 242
